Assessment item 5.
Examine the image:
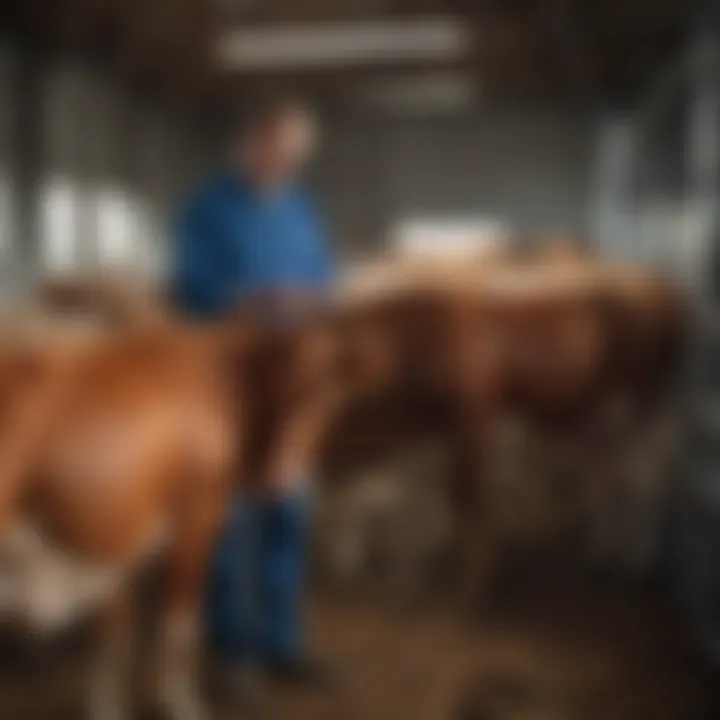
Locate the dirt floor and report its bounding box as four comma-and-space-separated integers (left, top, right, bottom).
0, 572, 716, 720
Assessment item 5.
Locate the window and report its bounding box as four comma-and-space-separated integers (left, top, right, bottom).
0, 168, 14, 259
96, 187, 136, 267
40, 176, 77, 273
391, 217, 510, 257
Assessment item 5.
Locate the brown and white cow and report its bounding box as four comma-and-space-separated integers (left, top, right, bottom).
0, 254, 687, 717
0, 315, 340, 720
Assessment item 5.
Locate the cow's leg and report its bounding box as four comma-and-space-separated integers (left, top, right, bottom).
449, 417, 500, 610
87, 589, 135, 720
579, 405, 644, 569
611, 406, 680, 572
158, 612, 206, 720
575, 416, 625, 566
157, 473, 228, 720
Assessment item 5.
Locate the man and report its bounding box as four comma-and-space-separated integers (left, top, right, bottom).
171, 97, 335, 690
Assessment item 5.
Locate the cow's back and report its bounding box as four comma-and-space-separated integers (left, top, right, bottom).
0, 327, 235, 631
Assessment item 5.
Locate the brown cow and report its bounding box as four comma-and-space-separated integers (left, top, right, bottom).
321, 259, 688, 596
0, 316, 339, 720
0, 256, 686, 719
260, 254, 685, 582
39, 273, 174, 329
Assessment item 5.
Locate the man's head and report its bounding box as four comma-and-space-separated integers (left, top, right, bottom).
233, 96, 318, 189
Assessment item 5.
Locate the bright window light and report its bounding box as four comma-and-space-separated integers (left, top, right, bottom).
96, 188, 135, 267
41, 177, 77, 273
352, 72, 477, 113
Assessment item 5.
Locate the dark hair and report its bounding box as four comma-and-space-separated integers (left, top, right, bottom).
229, 93, 312, 139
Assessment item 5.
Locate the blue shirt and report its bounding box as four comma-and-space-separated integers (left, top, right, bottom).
171, 170, 334, 318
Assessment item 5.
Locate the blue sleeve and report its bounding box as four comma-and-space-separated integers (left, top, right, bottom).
171, 190, 233, 318
303, 197, 336, 287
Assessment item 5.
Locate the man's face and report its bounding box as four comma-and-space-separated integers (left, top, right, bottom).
241, 109, 316, 187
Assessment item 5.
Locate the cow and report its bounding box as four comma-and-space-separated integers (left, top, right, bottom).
319, 256, 688, 596
39, 273, 173, 329
0, 252, 686, 718
0, 314, 341, 720
4, 270, 626, 660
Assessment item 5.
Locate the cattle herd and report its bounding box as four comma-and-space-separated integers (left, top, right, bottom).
0, 240, 690, 720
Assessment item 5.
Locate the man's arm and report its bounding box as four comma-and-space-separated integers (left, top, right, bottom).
236, 196, 336, 327
171, 192, 232, 318
304, 197, 336, 288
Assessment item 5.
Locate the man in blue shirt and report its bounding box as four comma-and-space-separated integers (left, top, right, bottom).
171, 98, 335, 690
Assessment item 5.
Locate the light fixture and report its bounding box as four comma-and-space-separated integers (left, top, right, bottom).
351, 72, 477, 113
217, 17, 472, 69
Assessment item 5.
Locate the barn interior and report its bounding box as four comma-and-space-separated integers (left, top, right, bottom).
1, 1, 720, 719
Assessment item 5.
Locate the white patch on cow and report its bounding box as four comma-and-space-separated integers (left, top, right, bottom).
0, 521, 167, 633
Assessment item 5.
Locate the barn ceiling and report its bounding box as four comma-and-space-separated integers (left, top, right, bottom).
1, 0, 696, 113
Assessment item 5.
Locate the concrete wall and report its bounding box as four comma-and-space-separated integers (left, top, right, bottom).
311, 108, 596, 258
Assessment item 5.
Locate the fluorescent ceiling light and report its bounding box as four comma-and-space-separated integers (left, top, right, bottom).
352, 72, 477, 113
217, 18, 472, 69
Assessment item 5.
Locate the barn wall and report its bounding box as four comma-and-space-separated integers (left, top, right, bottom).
588, 28, 718, 291
1, 51, 598, 278
589, 102, 695, 280
311, 108, 596, 257
37, 62, 212, 282
0, 44, 214, 295
0, 45, 16, 292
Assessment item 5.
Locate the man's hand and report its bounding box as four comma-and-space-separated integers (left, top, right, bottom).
260, 472, 305, 498
260, 448, 309, 497
235, 288, 326, 325
259, 416, 317, 498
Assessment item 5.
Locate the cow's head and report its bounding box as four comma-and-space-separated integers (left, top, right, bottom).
228, 289, 484, 482
325, 290, 467, 410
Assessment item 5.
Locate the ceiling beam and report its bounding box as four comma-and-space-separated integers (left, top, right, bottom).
544, 0, 603, 103
120, 0, 186, 83
3, 0, 694, 112
50, 0, 108, 50
163, 0, 220, 107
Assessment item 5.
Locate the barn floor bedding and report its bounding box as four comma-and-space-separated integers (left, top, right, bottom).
0, 569, 714, 720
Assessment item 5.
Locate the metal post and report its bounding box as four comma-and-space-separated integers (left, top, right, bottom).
590, 111, 637, 260
12, 42, 44, 292
687, 24, 720, 304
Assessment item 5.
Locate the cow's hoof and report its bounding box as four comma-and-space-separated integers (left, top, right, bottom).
453, 585, 490, 618
158, 688, 213, 720
160, 705, 212, 720
86, 681, 132, 720
87, 702, 132, 720
210, 661, 268, 711
455, 574, 507, 619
